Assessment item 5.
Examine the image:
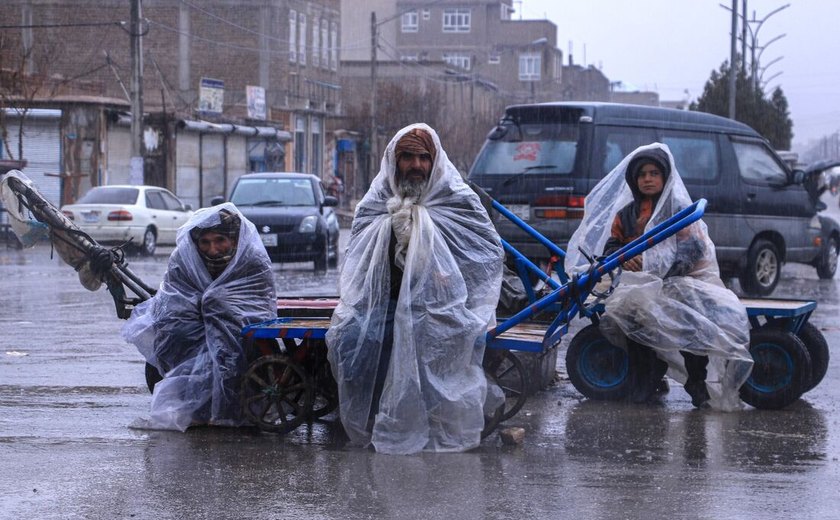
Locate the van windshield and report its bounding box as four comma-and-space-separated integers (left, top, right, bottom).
471, 122, 579, 175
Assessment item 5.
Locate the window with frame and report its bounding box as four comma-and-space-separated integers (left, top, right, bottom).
160, 191, 185, 211
402, 11, 418, 32
488, 53, 500, 65
500, 3, 513, 20
422, 9, 430, 20
443, 8, 471, 32
401, 54, 419, 62
732, 139, 788, 186
661, 133, 719, 182
312, 17, 320, 67
443, 53, 471, 70
519, 52, 541, 81
330, 21, 338, 71
321, 19, 329, 69
599, 127, 658, 175
288, 10, 297, 63
145, 191, 166, 210
298, 13, 307, 66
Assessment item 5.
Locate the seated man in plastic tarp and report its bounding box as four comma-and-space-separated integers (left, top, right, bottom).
326, 123, 505, 454
122, 203, 276, 431
565, 143, 753, 411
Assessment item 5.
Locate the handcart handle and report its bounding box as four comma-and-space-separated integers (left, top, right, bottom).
488, 198, 707, 338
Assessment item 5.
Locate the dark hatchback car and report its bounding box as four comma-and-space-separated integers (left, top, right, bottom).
215, 172, 339, 271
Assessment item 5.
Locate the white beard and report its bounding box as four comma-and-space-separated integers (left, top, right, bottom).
397, 177, 425, 199
386, 194, 416, 270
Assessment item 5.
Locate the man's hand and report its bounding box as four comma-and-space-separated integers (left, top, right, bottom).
622, 256, 643, 272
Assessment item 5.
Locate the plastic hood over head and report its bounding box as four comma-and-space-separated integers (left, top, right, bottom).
122, 202, 276, 431
326, 123, 504, 454
566, 143, 753, 411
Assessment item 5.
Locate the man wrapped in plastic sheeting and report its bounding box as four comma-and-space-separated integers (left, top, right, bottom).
122, 203, 276, 431
565, 143, 753, 411
326, 123, 505, 454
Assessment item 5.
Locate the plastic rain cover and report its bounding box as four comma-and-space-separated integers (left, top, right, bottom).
566, 143, 753, 411
122, 203, 276, 430
0, 171, 50, 247
326, 123, 504, 454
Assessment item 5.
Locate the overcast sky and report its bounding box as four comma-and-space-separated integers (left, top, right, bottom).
518, 0, 840, 150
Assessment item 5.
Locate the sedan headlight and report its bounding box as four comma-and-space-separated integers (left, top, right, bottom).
298, 215, 318, 233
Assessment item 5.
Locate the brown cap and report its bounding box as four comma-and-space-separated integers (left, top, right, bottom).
395, 128, 436, 166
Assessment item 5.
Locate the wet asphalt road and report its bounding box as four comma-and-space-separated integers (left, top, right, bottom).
1, 238, 839, 520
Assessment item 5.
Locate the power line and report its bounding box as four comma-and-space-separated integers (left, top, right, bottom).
0, 21, 126, 30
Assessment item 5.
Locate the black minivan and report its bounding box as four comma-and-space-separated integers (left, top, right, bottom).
468, 102, 840, 295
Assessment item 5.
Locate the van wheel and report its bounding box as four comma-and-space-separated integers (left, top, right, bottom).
816, 236, 838, 279
739, 239, 780, 296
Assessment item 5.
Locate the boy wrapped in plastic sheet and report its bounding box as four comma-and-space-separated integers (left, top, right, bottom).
326, 124, 505, 454
566, 143, 753, 411
122, 203, 276, 430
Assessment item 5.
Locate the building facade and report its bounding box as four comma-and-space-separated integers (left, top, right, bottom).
0, 0, 342, 207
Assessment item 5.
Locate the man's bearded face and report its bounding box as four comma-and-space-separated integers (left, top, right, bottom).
396, 151, 432, 198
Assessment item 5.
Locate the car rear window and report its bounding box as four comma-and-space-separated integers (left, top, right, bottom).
231, 178, 316, 206
77, 187, 139, 204
471, 122, 579, 175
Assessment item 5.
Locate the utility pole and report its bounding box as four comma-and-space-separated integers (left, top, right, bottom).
368, 11, 378, 192
728, 0, 737, 119
741, 0, 747, 74
129, 0, 145, 185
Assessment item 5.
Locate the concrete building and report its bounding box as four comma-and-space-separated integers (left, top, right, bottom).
0, 0, 342, 207
342, 0, 563, 103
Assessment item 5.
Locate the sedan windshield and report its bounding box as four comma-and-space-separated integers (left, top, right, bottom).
77, 187, 140, 204
231, 178, 316, 206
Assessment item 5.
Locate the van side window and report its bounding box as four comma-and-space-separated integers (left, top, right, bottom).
661, 134, 718, 181
599, 127, 657, 175
731, 139, 787, 186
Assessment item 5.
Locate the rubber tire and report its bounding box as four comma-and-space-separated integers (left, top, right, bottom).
767, 321, 829, 393
797, 322, 830, 393
740, 327, 812, 410
314, 237, 328, 272
145, 362, 163, 394
816, 235, 838, 279
739, 239, 781, 296
327, 233, 339, 269
566, 324, 631, 401
140, 227, 157, 257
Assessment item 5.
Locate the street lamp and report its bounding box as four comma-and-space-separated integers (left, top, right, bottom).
759, 57, 784, 89
746, 4, 789, 91
718, 3, 788, 91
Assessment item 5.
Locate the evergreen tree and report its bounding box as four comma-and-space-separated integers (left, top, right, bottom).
691, 60, 793, 149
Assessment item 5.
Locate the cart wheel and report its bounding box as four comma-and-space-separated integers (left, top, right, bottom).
566, 324, 632, 401
740, 327, 812, 410
240, 355, 314, 434
766, 322, 828, 394
282, 338, 338, 419
483, 350, 527, 422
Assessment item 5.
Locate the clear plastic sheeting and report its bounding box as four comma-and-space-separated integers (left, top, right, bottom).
0, 171, 49, 247
566, 143, 753, 411
121, 203, 276, 431
326, 123, 504, 454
